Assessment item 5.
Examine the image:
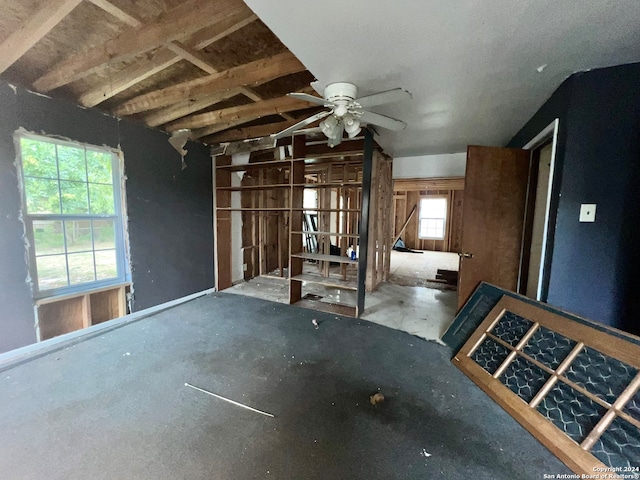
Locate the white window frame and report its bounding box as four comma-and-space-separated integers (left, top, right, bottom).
15, 131, 129, 299
418, 196, 447, 240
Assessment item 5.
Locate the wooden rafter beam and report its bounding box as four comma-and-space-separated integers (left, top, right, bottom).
33, 0, 248, 92
164, 41, 295, 122
0, 0, 83, 74
77, 13, 256, 108
203, 120, 300, 143
114, 51, 306, 116
142, 88, 243, 127
87, 0, 141, 27
169, 90, 314, 134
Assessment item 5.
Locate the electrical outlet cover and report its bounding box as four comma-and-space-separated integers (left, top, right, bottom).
579, 204, 596, 222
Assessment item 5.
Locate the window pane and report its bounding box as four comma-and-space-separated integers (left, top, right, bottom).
68, 252, 96, 285
420, 198, 447, 219
33, 220, 64, 255
64, 220, 92, 253
93, 219, 116, 250
20, 138, 57, 179
95, 249, 118, 280
60, 181, 89, 214
36, 255, 68, 289
24, 177, 61, 214
57, 144, 87, 182
86, 150, 113, 184
89, 183, 115, 214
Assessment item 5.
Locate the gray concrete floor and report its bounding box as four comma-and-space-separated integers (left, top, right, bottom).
228, 272, 458, 344
0, 293, 571, 479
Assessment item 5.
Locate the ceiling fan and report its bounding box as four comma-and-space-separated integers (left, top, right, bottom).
276, 82, 412, 147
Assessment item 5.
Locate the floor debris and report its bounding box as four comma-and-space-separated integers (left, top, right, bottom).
369, 392, 385, 406
420, 448, 432, 458
184, 382, 275, 418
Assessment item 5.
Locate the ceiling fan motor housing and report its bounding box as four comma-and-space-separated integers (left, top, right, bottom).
324, 82, 358, 104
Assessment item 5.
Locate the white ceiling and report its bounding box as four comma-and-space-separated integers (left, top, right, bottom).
244, 0, 640, 157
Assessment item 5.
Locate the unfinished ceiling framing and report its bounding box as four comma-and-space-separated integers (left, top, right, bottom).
0, 0, 323, 145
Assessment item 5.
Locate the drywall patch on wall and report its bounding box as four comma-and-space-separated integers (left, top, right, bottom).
393, 152, 466, 179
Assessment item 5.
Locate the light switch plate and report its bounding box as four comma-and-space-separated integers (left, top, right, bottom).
580, 204, 596, 222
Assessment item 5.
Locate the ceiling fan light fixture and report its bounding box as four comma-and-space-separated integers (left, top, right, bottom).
343, 114, 361, 138
320, 114, 341, 138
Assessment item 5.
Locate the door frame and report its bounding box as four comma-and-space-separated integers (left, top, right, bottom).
518, 118, 559, 301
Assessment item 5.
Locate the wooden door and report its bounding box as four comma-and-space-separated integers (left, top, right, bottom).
457, 146, 530, 310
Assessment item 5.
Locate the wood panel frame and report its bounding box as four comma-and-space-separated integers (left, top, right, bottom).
454, 295, 640, 477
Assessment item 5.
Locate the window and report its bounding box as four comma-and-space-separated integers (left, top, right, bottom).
418, 197, 447, 239
17, 133, 127, 297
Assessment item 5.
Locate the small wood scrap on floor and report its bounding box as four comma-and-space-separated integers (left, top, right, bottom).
370, 391, 385, 406
429, 269, 458, 286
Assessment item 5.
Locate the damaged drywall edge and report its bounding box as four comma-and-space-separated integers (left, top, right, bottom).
11, 131, 38, 337
116, 149, 135, 310
15, 126, 121, 155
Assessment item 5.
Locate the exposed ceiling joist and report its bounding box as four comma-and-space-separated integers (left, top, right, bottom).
0, 0, 83, 75
77, 12, 257, 107
33, 0, 249, 92
114, 51, 306, 116
203, 120, 300, 143
86, 0, 141, 27
142, 88, 243, 127
164, 41, 295, 121
169, 91, 313, 132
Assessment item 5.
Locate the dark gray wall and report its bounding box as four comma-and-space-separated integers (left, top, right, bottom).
509, 62, 640, 335
0, 82, 214, 353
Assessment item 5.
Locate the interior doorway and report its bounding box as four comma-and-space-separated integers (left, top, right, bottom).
518, 119, 559, 301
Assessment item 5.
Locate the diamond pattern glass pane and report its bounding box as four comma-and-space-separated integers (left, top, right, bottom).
536, 380, 607, 443
491, 311, 533, 347
591, 416, 640, 470
563, 346, 637, 404
623, 389, 640, 422
522, 325, 576, 370
499, 355, 550, 403
471, 337, 510, 375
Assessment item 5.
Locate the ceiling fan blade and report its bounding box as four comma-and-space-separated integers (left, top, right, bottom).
288, 92, 333, 107
359, 110, 407, 131
355, 88, 412, 108
274, 111, 331, 139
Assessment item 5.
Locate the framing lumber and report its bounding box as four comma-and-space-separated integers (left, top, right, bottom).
77, 13, 257, 107
33, 0, 248, 92
87, 0, 140, 26
169, 93, 312, 133
0, 0, 83, 75
392, 204, 417, 247
115, 51, 306, 116
203, 120, 299, 143
394, 177, 465, 191
142, 89, 243, 127
357, 129, 375, 316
